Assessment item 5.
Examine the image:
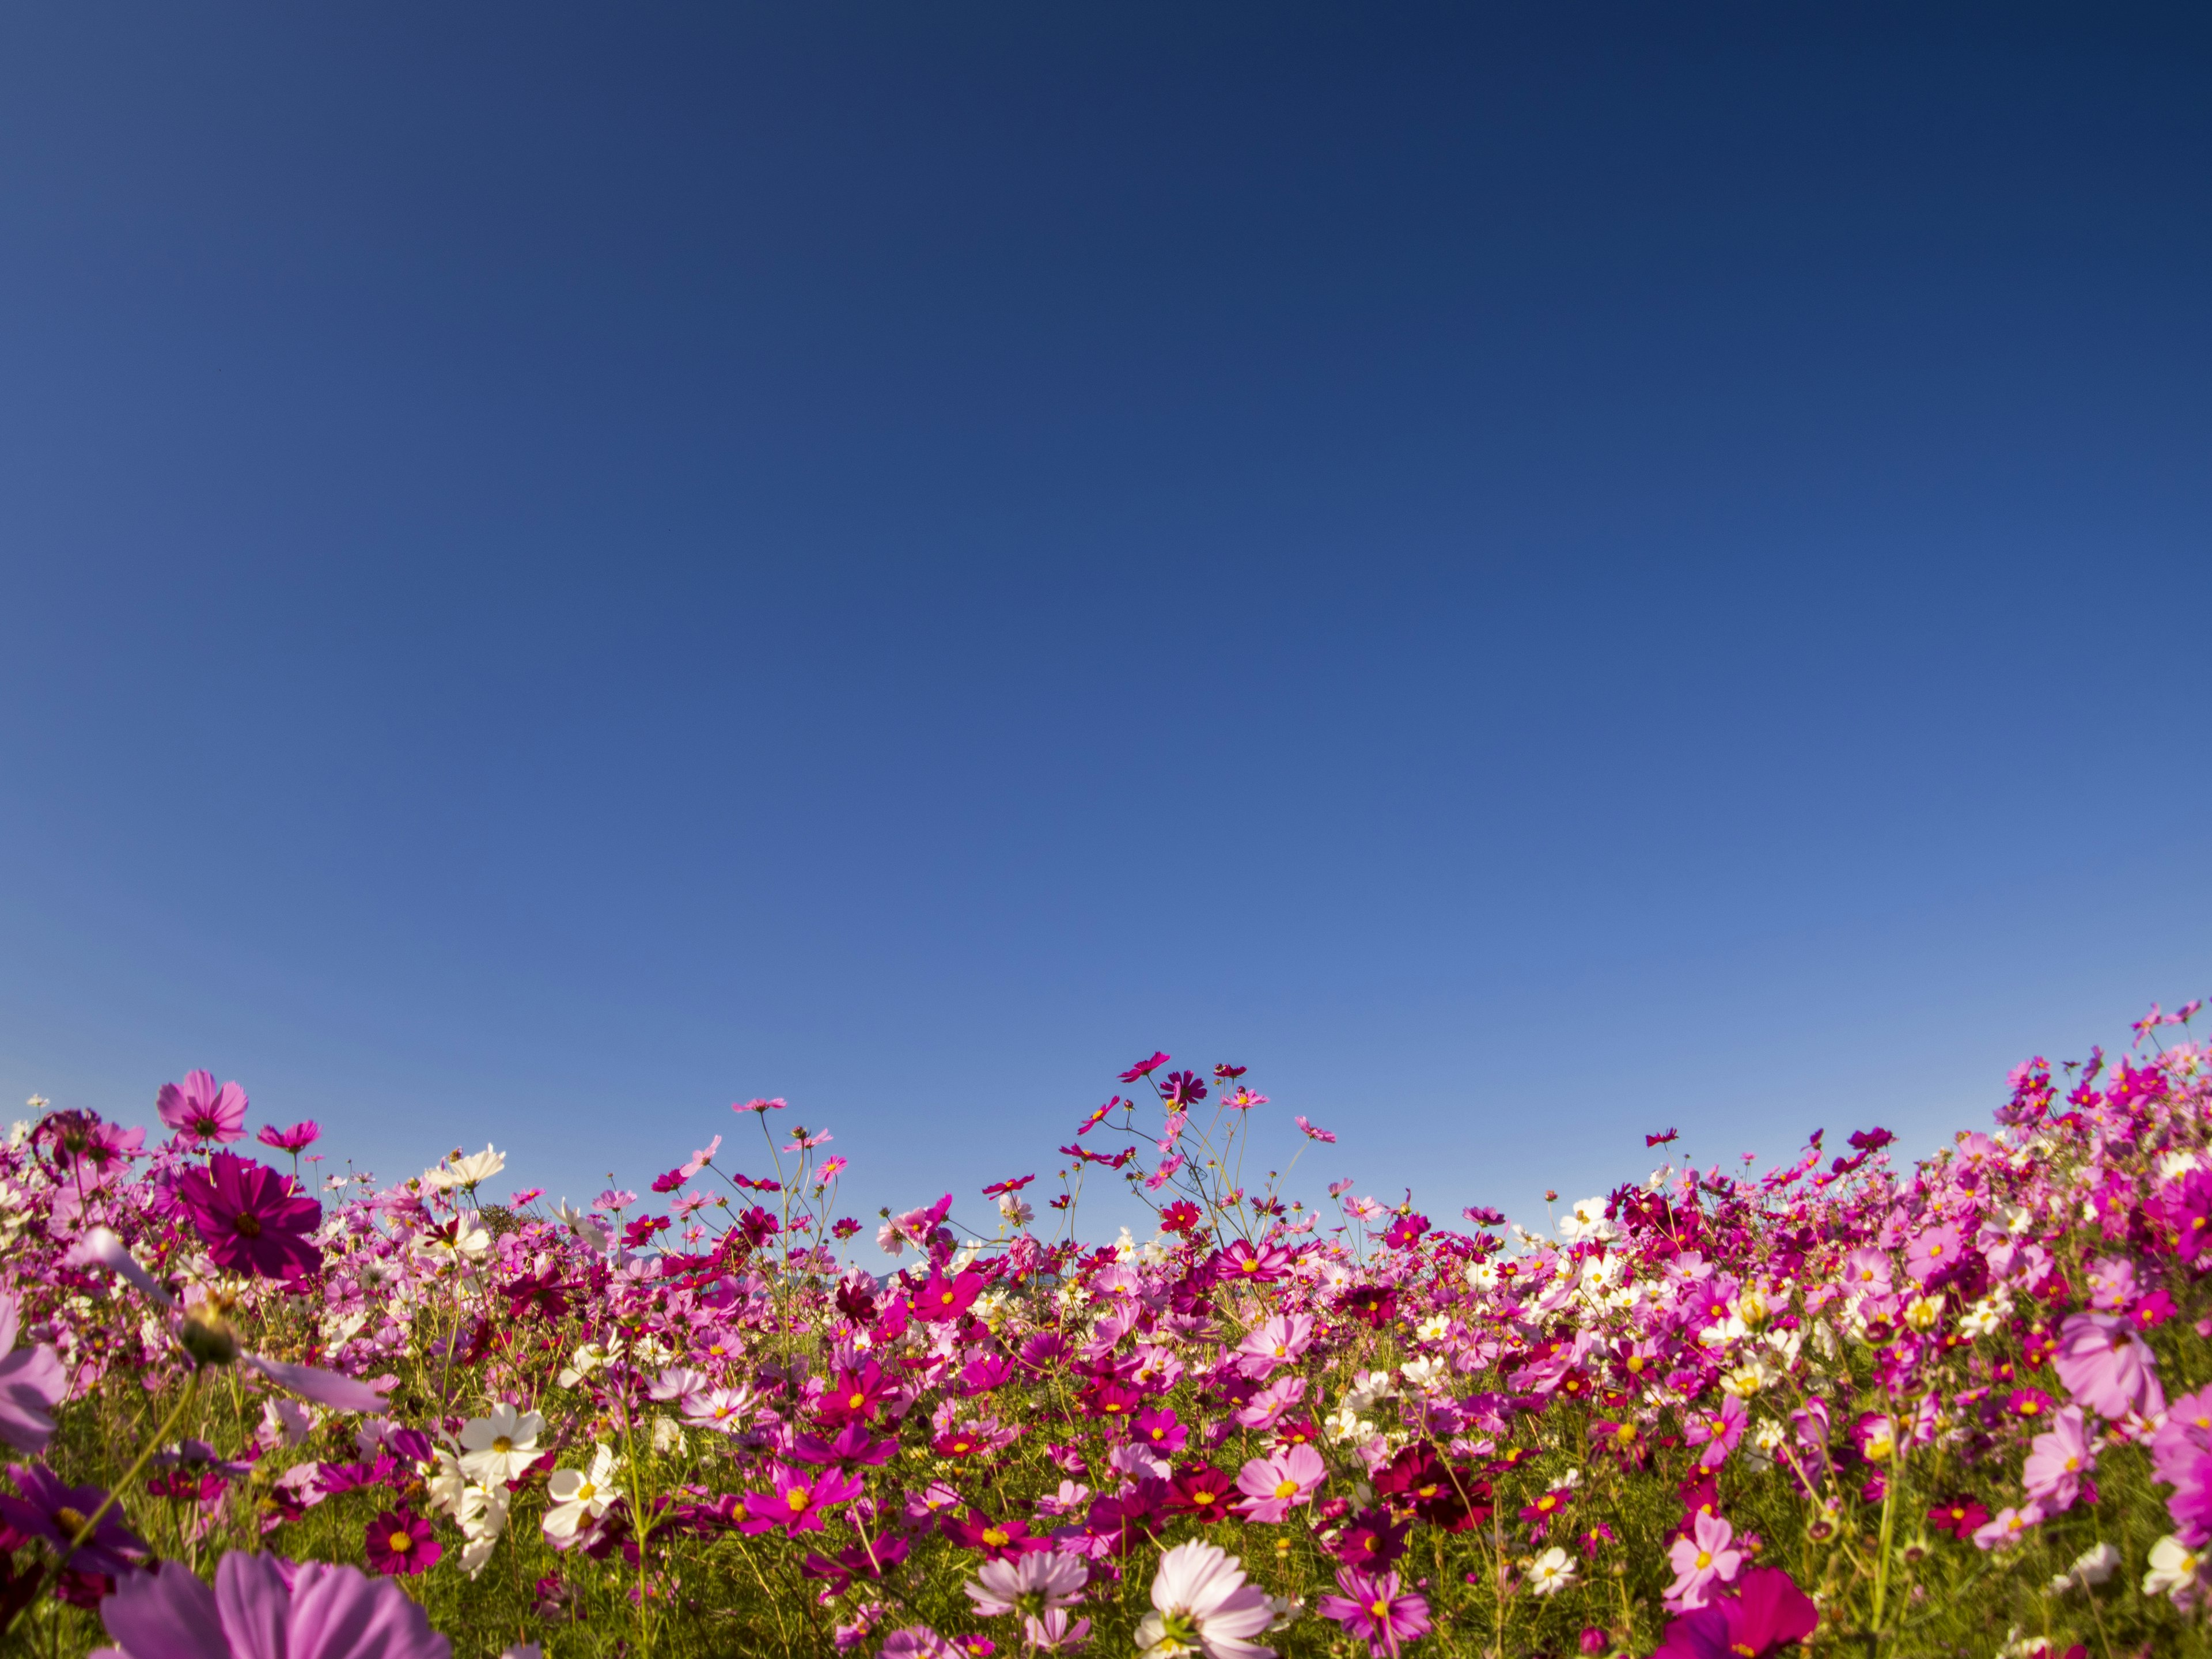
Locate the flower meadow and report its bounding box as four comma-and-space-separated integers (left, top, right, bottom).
5, 1012, 2212, 1659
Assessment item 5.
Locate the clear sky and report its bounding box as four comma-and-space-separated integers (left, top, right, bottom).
2, 3, 2207, 1252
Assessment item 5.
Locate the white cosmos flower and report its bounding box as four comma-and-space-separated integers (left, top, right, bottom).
542, 1444, 621, 1540
1525, 1546, 1577, 1596
423, 1145, 507, 1191
457, 1403, 546, 1485
2145, 1535, 2207, 1603
1135, 1539, 1277, 1659
1557, 1197, 1614, 1243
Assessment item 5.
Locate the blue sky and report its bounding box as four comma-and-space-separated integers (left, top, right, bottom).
2, 3, 2207, 1252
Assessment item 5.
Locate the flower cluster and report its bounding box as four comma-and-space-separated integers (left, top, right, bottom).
1, 1006, 2210, 1658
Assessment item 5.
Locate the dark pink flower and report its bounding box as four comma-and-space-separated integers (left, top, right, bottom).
1653, 1566, 1817, 1658
1118, 1052, 1171, 1082
175, 1152, 324, 1281
364, 1507, 440, 1575
0, 1461, 149, 1578
1318, 1565, 1431, 1656
156, 1070, 248, 1144
256, 1121, 321, 1154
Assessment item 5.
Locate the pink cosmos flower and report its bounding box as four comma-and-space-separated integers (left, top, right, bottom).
2052, 1312, 2164, 1419
1119, 1052, 1171, 1082
2022, 1406, 2097, 1512
1683, 1394, 1747, 1471
1903, 1223, 1961, 1285
1319, 1566, 1430, 1656
1295, 1116, 1337, 1143
256, 1121, 321, 1154
1135, 1539, 1276, 1659
1233, 1376, 1308, 1430
175, 1152, 324, 1281
1838, 1247, 1893, 1296
962, 1549, 1086, 1617
0, 1294, 67, 1455
734, 1096, 787, 1114
1971, 1502, 2044, 1551
93, 1551, 450, 1659
157, 1070, 248, 1144
1234, 1442, 1325, 1522
1664, 1510, 1744, 1611
739, 1463, 862, 1535
1237, 1314, 1315, 1378
680, 1135, 721, 1177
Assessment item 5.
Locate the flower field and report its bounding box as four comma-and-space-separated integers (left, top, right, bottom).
4, 1010, 2212, 1659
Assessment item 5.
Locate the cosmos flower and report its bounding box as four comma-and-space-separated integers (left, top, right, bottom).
457, 1404, 546, 1486
364, 1507, 441, 1576
1664, 1511, 1744, 1611
1135, 1539, 1277, 1659
175, 1152, 324, 1281
0, 1293, 66, 1455
93, 1552, 451, 1659
156, 1070, 248, 1144
1317, 1566, 1430, 1655
1234, 1444, 1325, 1523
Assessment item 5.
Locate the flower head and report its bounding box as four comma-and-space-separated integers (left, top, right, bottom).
97, 1553, 450, 1659
156, 1070, 248, 1143
175, 1152, 324, 1281
1135, 1539, 1277, 1658
1317, 1565, 1430, 1655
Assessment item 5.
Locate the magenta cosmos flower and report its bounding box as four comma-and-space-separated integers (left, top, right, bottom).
157, 1070, 248, 1144
1, 1462, 151, 1578
1318, 1565, 1431, 1656
738, 1463, 862, 1535
94, 1552, 450, 1659
364, 1508, 441, 1576
0, 1293, 67, 1455
256, 1120, 321, 1154
1653, 1567, 1818, 1659
175, 1152, 324, 1281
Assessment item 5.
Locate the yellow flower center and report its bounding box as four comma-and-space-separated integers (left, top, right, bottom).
787, 1488, 811, 1511
1273, 1479, 1300, 1500
1696, 1551, 1713, 1569
389, 1531, 414, 1554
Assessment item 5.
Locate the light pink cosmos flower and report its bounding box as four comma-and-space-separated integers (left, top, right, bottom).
2022, 1406, 2097, 1512
156, 1070, 248, 1144
1838, 1247, 1893, 1297
1664, 1510, 1744, 1611
680, 1135, 721, 1178
1135, 1539, 1277, 1659
1295, 1116, 1336, 1143
963, 1549, 1086, 1618
1234, 1442, 1325, 1522
1233, 1376, 1308, 1431
0, 1294, 66, 1455
1237, 1314, 1315, 1379
1972, 1502, 2045, 1551
2052, 1312, 2164, 1419
93, 1551, 449, 1659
